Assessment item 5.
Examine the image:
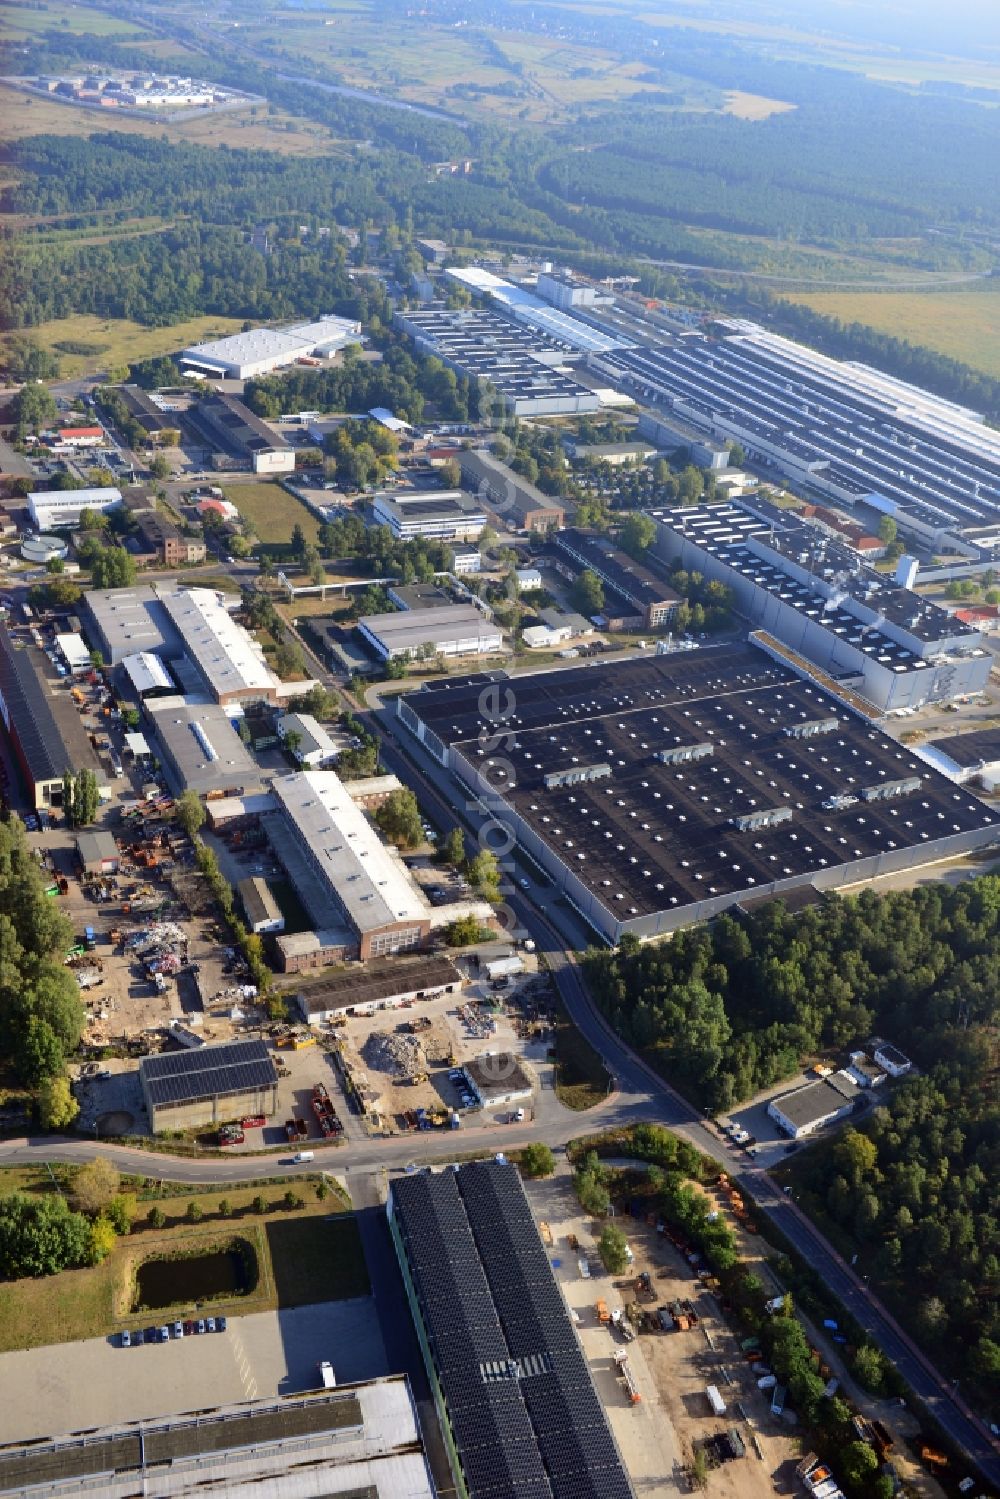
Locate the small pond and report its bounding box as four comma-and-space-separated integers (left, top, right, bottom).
134, 1245, 253, 1312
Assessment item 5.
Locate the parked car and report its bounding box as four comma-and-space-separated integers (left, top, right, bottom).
206, 1317, 216, 1333
172, 1321, 184, 1339
196, 1319, 206, 1335
183, 1320, 197, 1336
158, 1326, 170, 1343
120, 1329, 131, 1348
216, 1315, 227, 1333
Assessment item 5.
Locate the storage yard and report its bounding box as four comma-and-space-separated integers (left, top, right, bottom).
325, 954, 544, 1133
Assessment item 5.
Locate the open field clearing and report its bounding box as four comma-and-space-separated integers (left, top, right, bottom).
222, 479, 321, 547
782, 287, 1000, 378
0, 1, 148, 37
0, 81, 339, 154
723, 89, 796, 120
2, 312, 245, 378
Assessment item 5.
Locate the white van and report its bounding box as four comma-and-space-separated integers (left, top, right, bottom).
292, 1151, 314, 1164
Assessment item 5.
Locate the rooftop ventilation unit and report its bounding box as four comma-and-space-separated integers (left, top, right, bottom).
655, 742, 714, 766
731, 807, 793, 833
543, 762, 611, 791
861, 776, 921, 802
784, 717, 839, 740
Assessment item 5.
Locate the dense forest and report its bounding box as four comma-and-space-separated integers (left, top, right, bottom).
585, 880, 1000, 1112
586, 877, 1000, 1404
791, 1077, 1000, 1408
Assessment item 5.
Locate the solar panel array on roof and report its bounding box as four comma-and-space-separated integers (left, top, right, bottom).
141, 1039, 277, 1107
390, 1160, 634, 1499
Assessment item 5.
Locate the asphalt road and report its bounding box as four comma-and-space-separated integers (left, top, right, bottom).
0, 582, 996, 1482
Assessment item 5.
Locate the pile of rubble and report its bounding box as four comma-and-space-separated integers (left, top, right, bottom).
362, 1030, 427, 1078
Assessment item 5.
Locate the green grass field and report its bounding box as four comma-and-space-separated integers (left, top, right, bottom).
782, 286, 1000, 379
554, 996, 611, 1110
2, 312, 246, 379
0, 2, 148, 37
0, 1174, 366, 1352
223, 480, 320, 547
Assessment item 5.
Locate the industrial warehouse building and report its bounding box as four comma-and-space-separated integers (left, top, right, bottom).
590, 321, 1000, 565
552, 528, 680, 630
388, 1159, 634, 1499
264, 771, 431, 960
0, 625, 103, 809
648, 499, 991, 712
187, 393, 295, 475
461, 1052, 533, 1109
767, 1071, 860, 1139
146, 698, 265, 798
27, 486, 122, 531
372, 489, 487, 542
85, 585, 290, 705
140, 1039, 278, 1132
397, 641, 999, 944
395, 306, 601, 417
181, 314, 362, 379
296, 954, 462, 1024
359, 604, 503, 661
459, 449, 565, 533
239, 875, 285, 934
0, 1377, 434, 1498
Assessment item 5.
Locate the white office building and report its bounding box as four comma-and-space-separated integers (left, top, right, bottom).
372, 491, 487, 542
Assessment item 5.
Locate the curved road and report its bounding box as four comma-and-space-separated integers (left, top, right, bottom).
0, 690, 996, 1482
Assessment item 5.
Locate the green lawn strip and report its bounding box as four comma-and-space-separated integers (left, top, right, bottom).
553, 999, 610, 1111
0, 1178, 362, 1352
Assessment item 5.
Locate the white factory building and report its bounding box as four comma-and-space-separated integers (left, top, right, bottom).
358, 604, 503, 661
264, 771, 431, 961
27, 487, 122, 531
181, 315, 362, 380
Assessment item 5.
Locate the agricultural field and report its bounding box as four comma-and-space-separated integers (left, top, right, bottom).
723, 89, 797, 120
782, 286, 1000, 379
2, 312, 245, 378
0, 2, 148, 37
0, 81, 339, 155
0, 1170, 364, 1354
221, 479, 320, 547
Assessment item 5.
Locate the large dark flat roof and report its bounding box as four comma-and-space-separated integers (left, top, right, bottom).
926, 726, 1000, 769
402, 644, 997, 919
0, 626, 100, 785
140, 1039, 277, 1108
0, 1391, 362, 1492
299, 955, 461, 1013
390, 1160, 633, 1499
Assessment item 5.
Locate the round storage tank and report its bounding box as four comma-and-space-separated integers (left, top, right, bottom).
21, 533, 69, 564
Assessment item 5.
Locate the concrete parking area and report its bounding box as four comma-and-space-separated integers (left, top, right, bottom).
0, 1298, 388, 1445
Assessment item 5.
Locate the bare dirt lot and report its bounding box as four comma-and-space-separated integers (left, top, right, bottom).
522, 1167, 803, 1499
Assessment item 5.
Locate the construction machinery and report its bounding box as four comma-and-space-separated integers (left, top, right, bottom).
595, 1299, 610, 1325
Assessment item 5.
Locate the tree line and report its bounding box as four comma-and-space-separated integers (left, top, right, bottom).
585, 878, 1000, 1112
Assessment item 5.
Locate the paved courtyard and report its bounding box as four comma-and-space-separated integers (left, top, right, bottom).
0, 1298, 388, 1444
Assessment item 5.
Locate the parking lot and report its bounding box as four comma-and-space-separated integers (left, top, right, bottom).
0, 1299, 388, 1445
